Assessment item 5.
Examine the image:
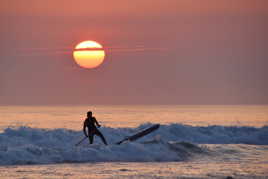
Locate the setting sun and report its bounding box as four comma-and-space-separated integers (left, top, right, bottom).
73, 40, 105, 69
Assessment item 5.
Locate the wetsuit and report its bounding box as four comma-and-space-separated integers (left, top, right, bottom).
83, 117, 107, 145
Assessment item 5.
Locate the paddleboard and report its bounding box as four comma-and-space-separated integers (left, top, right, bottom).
116, 124, 160, 145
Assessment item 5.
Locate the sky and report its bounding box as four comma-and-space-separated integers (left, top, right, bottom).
1, 0, 268, 105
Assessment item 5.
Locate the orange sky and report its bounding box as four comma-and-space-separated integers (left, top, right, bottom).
0, 0, 267, 105
2, 0, 268, 16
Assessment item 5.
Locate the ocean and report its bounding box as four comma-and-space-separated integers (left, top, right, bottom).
0, 105, 267, 178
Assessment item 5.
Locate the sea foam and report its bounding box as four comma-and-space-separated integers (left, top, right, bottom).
0, 123, 267, 165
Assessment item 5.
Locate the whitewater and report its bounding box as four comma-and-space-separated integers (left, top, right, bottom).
0, 123, 267, 165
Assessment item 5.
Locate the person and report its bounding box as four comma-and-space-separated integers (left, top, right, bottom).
83, 111, 108, 145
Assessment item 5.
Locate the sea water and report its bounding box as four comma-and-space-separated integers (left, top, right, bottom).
0, 105, 267, 178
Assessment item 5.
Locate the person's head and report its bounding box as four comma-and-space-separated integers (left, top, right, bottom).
87, 111, 92, 117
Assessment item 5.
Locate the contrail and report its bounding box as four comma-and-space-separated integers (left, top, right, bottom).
13, 45, 169, 57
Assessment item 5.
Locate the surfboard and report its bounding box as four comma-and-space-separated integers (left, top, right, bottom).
116, 124, 160, 145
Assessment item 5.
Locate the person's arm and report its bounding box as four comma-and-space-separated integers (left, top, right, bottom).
94, 117, 101, 128
83, 120, 88, 137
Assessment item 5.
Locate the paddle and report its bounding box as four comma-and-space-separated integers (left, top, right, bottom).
75, 136, 87, 146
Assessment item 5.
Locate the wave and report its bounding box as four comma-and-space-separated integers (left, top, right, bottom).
0, 123, 267, 165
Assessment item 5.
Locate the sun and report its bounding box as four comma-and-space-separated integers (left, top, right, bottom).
73, 40, 105, 69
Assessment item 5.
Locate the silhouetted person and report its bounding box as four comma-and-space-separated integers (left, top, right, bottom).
83, 111, 107, 145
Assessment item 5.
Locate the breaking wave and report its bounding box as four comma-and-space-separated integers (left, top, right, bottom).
0, 123, 267, 165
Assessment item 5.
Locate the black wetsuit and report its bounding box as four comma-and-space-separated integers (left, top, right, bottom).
83, 117, 107, 145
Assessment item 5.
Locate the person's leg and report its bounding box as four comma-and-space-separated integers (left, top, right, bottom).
96, 130, 108, 145
89, 134, 94, 144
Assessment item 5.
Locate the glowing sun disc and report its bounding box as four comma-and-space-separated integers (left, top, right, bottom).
73, 40, 105, 69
